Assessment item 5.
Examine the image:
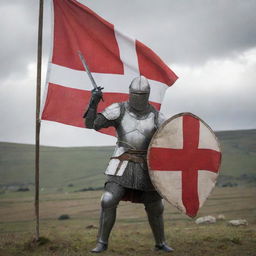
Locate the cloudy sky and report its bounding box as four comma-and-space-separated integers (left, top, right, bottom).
0, 0, 255, 146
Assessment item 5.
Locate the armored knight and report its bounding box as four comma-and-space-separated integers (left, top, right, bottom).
84, 76, 173, 253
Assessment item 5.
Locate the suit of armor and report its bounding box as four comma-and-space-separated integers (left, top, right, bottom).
84, 76, 173, 253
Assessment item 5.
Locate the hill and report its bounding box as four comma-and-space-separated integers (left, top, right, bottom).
217, 129, 256, 176
0, 143, 113, 190
0, 129, 255, 191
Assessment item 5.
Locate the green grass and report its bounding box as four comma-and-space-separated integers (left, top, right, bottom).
0, 129, 256, 192
217, 129, 256, 177
0, 187, 256, 256
0, 129, 255, 255
0, 143, 113, 189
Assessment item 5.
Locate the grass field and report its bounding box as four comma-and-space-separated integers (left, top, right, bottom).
0, 129, 255, 255
0, 143, 113, 190
0, 129, 256, 191
217, 129, 256, 177
0, 187, 256, 256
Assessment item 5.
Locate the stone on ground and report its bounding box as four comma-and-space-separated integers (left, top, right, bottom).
228, 219, 248, 226
195, 216, 216, 224
217, 214, 226, 220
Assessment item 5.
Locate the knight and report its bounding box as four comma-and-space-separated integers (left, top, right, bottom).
84, 76, 173, 253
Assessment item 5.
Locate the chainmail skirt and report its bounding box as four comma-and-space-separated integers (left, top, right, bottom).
106, 161, 155, 191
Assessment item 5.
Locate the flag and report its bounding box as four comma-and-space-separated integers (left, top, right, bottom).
42, 0, 178, 136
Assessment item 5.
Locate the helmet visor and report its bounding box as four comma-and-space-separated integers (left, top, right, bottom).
129, 92, 149, 111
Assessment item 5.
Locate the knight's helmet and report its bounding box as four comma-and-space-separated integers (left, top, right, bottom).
129, 76, 150, 111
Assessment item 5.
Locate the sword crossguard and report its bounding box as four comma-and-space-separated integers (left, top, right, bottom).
95, 86, 104, 92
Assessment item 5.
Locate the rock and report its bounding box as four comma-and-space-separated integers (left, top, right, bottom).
217, 214, 226, 220
228, 219, 248, 226
16, 187, 30, 192
195, 216, 216, 224
86, 224, 97, 229
58, 214, 70, 220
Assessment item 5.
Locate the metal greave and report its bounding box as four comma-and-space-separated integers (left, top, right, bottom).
96, 188, 125, 244
97, 206, 117, 244
145, 199, 166, 246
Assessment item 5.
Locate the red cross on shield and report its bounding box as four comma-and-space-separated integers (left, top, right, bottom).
147, 113, 222, 217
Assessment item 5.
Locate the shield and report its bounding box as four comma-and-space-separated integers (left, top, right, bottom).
147, 113, 221, 217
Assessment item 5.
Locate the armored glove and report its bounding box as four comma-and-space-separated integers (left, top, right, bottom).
83, 87, 104, 126
91, 87, 104, 105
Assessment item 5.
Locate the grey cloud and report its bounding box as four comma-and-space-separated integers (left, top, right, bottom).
161, 53, 256, 131
162, 89, 256, 132
0, 1, 38, 80
0, 78, 36, 144
84, 0, 256, 65
143, 1, 256, 65
0, 0, 255, 146
1, 0, 256, 82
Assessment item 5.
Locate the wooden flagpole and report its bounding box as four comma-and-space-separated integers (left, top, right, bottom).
35, 0, 44, 241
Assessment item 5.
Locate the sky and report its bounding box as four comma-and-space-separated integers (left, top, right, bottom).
0, 0, 256, 147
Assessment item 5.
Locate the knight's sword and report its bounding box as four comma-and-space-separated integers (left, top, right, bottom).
78, 51, 99, 91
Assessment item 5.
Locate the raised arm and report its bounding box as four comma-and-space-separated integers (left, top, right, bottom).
83, 89, 121, 131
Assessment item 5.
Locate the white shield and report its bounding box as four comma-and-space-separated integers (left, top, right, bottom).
147, 113, 221, 217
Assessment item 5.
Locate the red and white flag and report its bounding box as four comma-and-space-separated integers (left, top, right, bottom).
42, 0, 178, 136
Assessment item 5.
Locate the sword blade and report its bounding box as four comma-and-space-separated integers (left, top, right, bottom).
78, 51, 97, 90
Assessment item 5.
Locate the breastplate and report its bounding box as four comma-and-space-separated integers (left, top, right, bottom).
116, 104, 156, 150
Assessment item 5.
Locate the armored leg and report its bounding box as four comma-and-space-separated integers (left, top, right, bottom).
91, 183, 125, 253
144, 200, 174, 252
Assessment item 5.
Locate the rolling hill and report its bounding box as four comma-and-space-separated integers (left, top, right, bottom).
0, 129, 255, 191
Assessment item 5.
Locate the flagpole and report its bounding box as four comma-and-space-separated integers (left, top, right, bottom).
35, 0, 44, 241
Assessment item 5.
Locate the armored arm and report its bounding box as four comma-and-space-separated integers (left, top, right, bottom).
84, 90, 121, 131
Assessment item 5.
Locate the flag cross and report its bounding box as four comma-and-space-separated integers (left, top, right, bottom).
149, 115, 221, 217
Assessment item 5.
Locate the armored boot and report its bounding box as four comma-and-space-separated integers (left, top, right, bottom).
91, 187, 125, 253
91, 242, 108, 253
91, 206, 116, 253
145, 200, 174, 252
